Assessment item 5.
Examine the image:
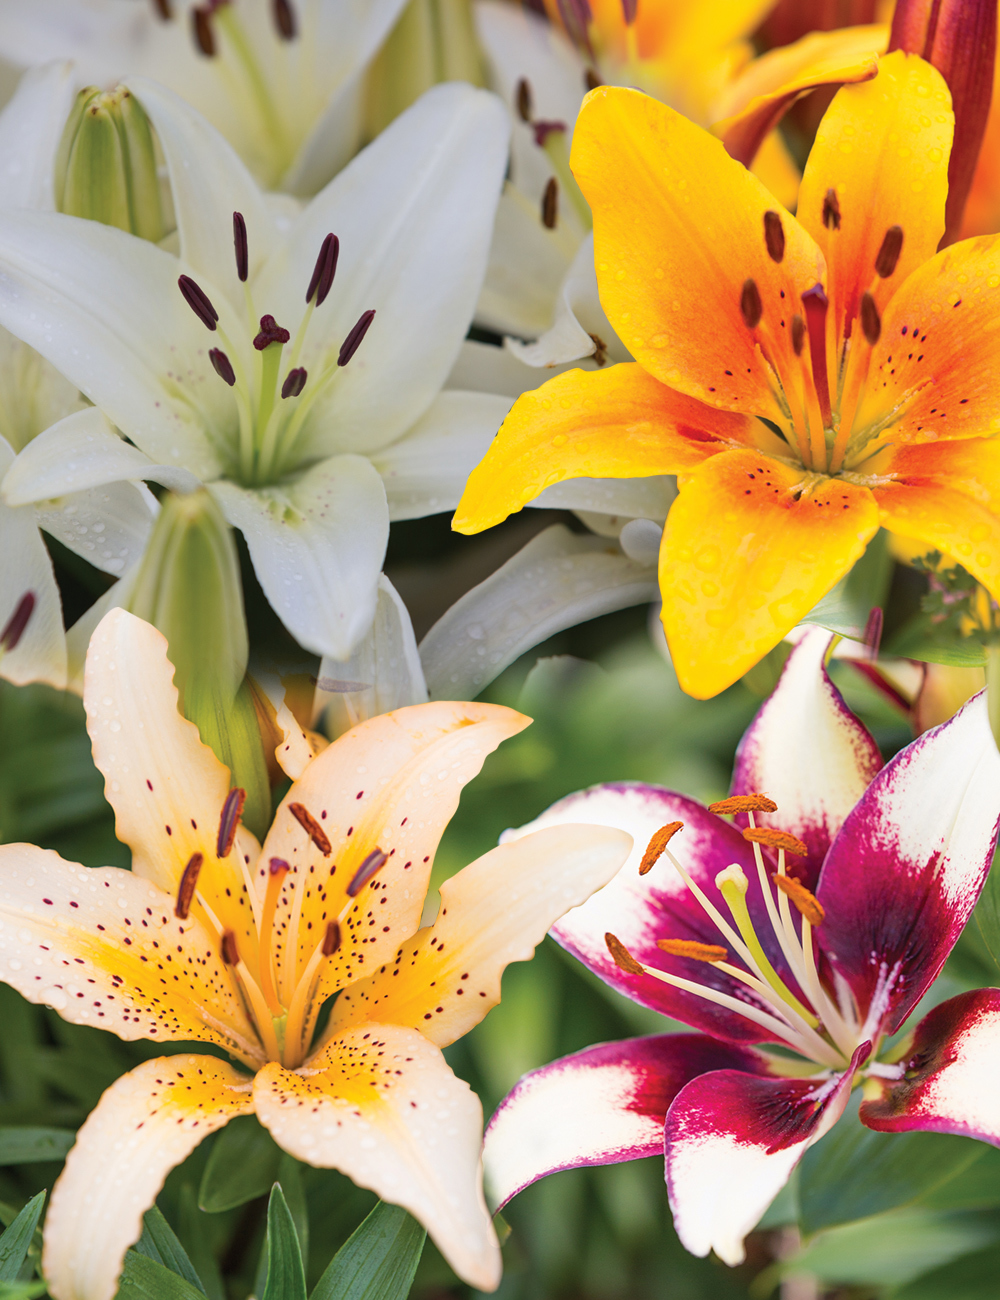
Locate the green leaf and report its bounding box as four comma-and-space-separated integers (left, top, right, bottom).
176, 1184, 225, 1300
916, 1144, 1000, 1211
116, 1251, 207, 1300
798, 1097, 982, 1234
0, 1128, 75, 1165
310, 1201, 426, 1300
261, 1184, 307, 1300
198, 1115, 281, 1213
132, 1206, 205, 1294
0, 1282, 46, 1299
0, 1192, 45, 1283
974, 858, 1000, 973
800, 529, 892, 640
891, 1239, 1000, 1298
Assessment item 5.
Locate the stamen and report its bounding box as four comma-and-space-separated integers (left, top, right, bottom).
743, 827, 808, 857
639, 821, 684, 875
791, 314, 806, 356
763, 211, 785, 262
516, 78, 533, 122
347, 848, 388, 897
257, 857, 289, 1016
306, 233, 339, 307
800, 283, 832, 428
272, 0, 296, 39
233, 211, 249, 282
175, 852, 204, 919
874, 225, 904, 278
191, 6, 216, 56
281, 367, 307, 399
533, 120, 567, 148
288, 802, 332, 855
740, 278, 763, 329
178, 275, 219, 330
605, 932, 644, 975
338, 310, 375, 367
217, 787, 246, 858
708, 794, 777, 815
542, 178, 559, 230
822, 188, 841, 230
584, 68, 603, 91
860, 291, 881, 344
322, 920, 341, 956
254, 314, 290, 350
220, 930, 240, 964
621, 0, 638, 21
656, 939, 728, 962
0, 593, 34, 652
772, 874, 826, 925
151, 0, 172, 18
209, 347, 236, 386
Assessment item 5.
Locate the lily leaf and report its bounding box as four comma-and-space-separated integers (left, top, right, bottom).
0, 1128, 74, 1165
891, 1239, 1000, 1298
116, 1252, 206, 1300
973, 860, 1000, 973
0, 1192, 45, 1283
132, 1206, 205, 1295
800, 528, 892, 640
261, 1184, 307, 1300
310, 1201, 426, 1300
198, 1115, 282, 1213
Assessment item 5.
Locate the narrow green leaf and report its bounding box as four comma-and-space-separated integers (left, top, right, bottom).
0, 1192, 45, 1283
891, 1239, 1000, 1299
132, 1206, 205, 1294
176, 1184, 225, 1300
801, 529, 891, 640
0, 1281, 46, 1299
974, 859, 1000, 972
0, 1128, 75, 1165
310, 1202, 426, 1300
116, 1251, 206, 1300
261, 1184, 307, 1300
277, 1155, 309, 1266
198, 1115, 281, 1213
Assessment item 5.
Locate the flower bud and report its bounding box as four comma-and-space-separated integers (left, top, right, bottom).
54, 85, 167, 243
127, 489, 270, 835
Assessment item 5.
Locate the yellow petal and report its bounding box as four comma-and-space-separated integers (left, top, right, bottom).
0, 844, 261, 1064
254, 1025, 499, 1291
42, 1055, 252, 1300
660, 449, 880, 698
327, 822, 632, 1047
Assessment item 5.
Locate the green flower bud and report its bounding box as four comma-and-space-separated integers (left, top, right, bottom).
128, 489, 271, 836
54, 85, 166, 243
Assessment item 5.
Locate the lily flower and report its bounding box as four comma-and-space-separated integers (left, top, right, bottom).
0, 78, 511, 663
456, 55, 1000, 699
0, 0, 409, 194
0, 606, 632, 1299
483, 627, 1000, 1265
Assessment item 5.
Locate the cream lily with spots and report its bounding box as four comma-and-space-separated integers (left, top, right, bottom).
0, 607, 632, 1300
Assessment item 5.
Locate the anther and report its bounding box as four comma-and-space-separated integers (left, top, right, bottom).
273, 0, 296, 39
740, 278, 763, 329
306, 233, 339, 306
254, 314, 290, 351
708, 794, 777, 815
860, 291, 881, 344
178, 275, 219, 330
772, 873, 825, 926
656, 939, 728, 963
281, 367, 307, 399
874, 225, 904, 278
0, 592, 35, 652
743, 827, 808, 856
191, 6, 215, 56
220, 930, 240, 964
209, 348, 236, 386
338, 310, 375, 367
791, 314, 806, 356
584, 68, 603, 91
175, 853, 204, 919
347, 848, 388, 897
322, 920, 341, 956
822, 188, 841, 230
217, 787, 246, 858
151, 0, 172, 18
541, 178, 558, 230
763, 210, 785, 262
605, 932, 644, 975
516, 78, 533, 122
233, 212, 248, 282
801, 283, 832, 426
639, 821, 684, 875
288, 802, 332, 855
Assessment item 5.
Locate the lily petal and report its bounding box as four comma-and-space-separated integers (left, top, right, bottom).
327, 822, 633, 1045
42, 1055, 252, 1300
817, 690, 1000, 1036
730, 626, 882, 885
484, 1034, 769, 1210
211, 453, 388, 661
34, 482, 156, 578
860, 989, 1000, 1144
0, 60, 77, 211
665, 1044, 869, 1265
254, 1024, 499, 1292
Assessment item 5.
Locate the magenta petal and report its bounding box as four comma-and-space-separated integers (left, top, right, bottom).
665, 1042, 870, 1265
731, 628, 882, 889
860, 989, 1000, 1145
484, 1033, 768, 1209
505, 783, 803, 1043
817, 691, 1000, 1035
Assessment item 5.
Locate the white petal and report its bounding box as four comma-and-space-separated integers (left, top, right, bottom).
64, 567, 138, 693
0, 61, 77, 211
476, 184, 574, 339
0, 324, 86, 455
445, 339, 581, 398
420, 524, 657, 699
535, 476, 675, 521
34, 481, 156, 577
211, 453, 388, 659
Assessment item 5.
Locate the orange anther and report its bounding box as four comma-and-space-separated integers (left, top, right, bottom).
744, 827, 808, 857
772, 874, 825, 926
708, 794, 777, 815
640, 821, 683, 875
656, 938, 728, 963
605, 932, 644, 976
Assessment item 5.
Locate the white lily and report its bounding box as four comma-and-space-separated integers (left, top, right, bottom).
0, 77, 512, 663
0, 0, 409, 194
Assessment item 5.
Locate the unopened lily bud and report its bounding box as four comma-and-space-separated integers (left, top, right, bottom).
55, 85, 166, 243
889, 0, 996, 243
127, 489, 270, 835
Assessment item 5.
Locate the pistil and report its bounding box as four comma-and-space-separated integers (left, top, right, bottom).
800, 284, 833, 468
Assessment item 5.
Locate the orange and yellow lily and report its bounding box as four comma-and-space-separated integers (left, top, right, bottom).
456, 51, 1000, 698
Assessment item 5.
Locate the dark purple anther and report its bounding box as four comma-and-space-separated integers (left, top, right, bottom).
306, 233, 339, 306
151, 0, 172, 19
273, 0, 296, 38
192, 6, 215, 55
0, 592, 35, 652
347, 848, 388, 897
338, 309, 375, 367
557, 0, 593, 54
178, 274, 219, 330
209, 348, 236, 386
233, 211, 248, 282
217, 787, 246, 857
253, 314, 291, 350
281, 367, 307, 398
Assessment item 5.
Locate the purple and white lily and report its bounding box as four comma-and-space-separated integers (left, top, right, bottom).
483, 628, 1000, 1266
